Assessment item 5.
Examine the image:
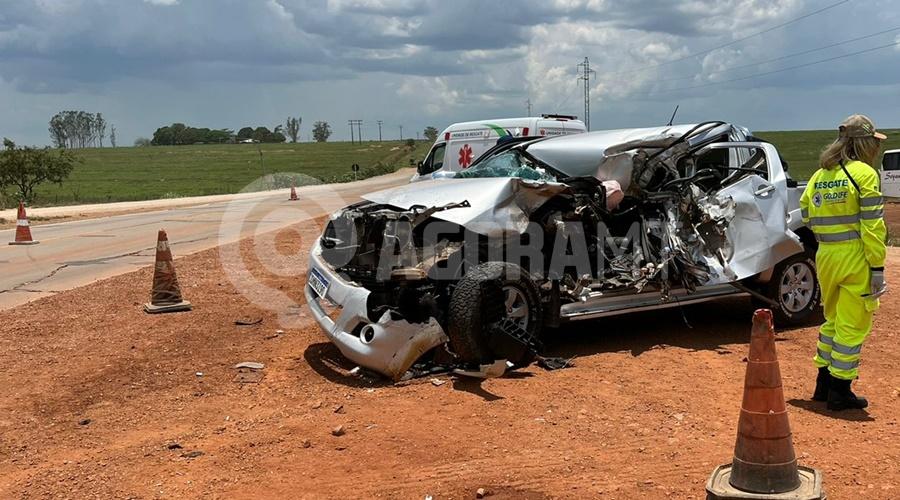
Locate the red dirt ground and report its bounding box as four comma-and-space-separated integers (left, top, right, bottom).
1, 213, 898, 499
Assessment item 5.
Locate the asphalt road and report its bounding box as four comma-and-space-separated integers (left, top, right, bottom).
0, 170, 411, 310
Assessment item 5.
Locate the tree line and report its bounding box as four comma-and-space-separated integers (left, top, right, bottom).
47, 110, 435, 148
151, 124, 236, 145
148, 116, 307, 146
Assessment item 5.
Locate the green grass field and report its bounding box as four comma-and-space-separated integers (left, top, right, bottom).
9, 140, 432, 208
7, 129, 900, 209
755, 129, 900, 180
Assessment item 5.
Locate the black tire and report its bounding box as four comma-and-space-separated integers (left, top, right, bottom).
761, 250, 821, 327
447, 262, 543, 364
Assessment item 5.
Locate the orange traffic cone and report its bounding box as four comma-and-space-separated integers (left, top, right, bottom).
9, 201, 39, 245
289, 181, 299, 201
706, 309, 824, 499
143, 229, 192, 314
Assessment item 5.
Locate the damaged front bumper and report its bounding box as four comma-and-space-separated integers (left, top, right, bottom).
305, 242, 449, 381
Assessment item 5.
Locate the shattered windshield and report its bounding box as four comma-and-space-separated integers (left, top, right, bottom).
454, 150, 556, 182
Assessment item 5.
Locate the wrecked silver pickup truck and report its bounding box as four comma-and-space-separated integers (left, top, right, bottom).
305, 122, 821, 380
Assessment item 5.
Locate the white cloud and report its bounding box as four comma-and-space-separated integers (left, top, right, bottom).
700, 48, 744, 82
524, 20, 691, 111
266, 0, 294, 21
397, 76, 461, 115
2, 0, 900, 146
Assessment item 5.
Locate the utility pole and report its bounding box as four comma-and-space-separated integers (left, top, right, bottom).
526, 98, 533, 116
577, 57, 596, 131
399, 125, 403, 140
349, 119, 362, 143
348, 120, 355, 144
377, 120, 383, 141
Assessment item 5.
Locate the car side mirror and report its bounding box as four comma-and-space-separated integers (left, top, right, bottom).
416, 160, 425, 174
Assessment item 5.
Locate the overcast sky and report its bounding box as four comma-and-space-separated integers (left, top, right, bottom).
2, 0, 899, 146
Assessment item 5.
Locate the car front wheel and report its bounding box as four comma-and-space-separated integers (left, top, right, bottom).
447, 262, 543, 365
762, 250, 821, 327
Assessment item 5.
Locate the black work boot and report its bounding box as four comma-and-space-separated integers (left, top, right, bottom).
827, 376, 869, 411
812, 366, 831, 401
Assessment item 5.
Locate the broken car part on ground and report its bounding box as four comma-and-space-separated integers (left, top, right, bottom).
305, 122, 822, 380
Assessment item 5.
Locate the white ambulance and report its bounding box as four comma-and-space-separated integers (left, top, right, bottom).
412, 115, 587, 182
881, 149, 900, 198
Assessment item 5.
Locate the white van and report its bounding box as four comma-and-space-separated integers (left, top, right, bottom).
881, 149, 900, 198
412, 115, 586, 182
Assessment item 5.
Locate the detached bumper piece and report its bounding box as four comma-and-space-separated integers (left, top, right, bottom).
487, 318, 541, 368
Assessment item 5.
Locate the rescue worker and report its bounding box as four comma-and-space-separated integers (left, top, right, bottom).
800, 114, 888, 411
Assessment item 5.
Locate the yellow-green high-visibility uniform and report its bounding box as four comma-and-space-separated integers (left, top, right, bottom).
799, 160, 886, 380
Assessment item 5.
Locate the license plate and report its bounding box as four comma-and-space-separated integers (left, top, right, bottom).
308, 268, 329, 298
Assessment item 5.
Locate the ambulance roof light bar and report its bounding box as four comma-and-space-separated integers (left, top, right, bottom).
541, 114, 578, 121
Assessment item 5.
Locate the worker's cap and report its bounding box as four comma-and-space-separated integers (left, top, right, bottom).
839, 114, 887, 140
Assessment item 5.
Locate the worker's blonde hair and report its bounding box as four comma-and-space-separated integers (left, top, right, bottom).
819, 135, 883, 170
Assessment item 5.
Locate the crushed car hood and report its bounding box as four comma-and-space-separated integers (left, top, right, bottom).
362, 177, 567, 237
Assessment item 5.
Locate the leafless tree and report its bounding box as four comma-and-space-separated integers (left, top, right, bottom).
285, 116, 301, 143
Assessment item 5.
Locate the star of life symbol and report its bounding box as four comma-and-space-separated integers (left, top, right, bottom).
459, 144, 473, 168
812, 192, 823, 207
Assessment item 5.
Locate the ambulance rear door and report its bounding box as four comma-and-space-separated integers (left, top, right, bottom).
881, 149, 900, 198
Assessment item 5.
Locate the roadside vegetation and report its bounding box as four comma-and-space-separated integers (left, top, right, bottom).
0, 139, 80, 206
9, 140, 430, 207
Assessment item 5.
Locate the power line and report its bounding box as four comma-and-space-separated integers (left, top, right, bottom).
641, 39, 900, 96
656, 26, 900, 84
554, 78, 581, 114
605, 0, 852, 77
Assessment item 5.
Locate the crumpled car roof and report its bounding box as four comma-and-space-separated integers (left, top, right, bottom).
525, 123, 742, 179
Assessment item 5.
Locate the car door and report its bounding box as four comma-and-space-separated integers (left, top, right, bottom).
693, 142, 803, 280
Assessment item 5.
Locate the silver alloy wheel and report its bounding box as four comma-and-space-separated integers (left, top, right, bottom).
502, 285, 530, 329
779, 261, 815, 313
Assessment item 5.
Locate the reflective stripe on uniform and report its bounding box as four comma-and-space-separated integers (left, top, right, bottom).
860, 209, 884, 219
816, 230, 861, 242
817, 348, 832, 361
830, 358, 859, 370
808, 214, 860, 226
801, 208, 809, 219
832, 342, 862, 355
818, 333, 834, 345
860, 196, 883, 207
